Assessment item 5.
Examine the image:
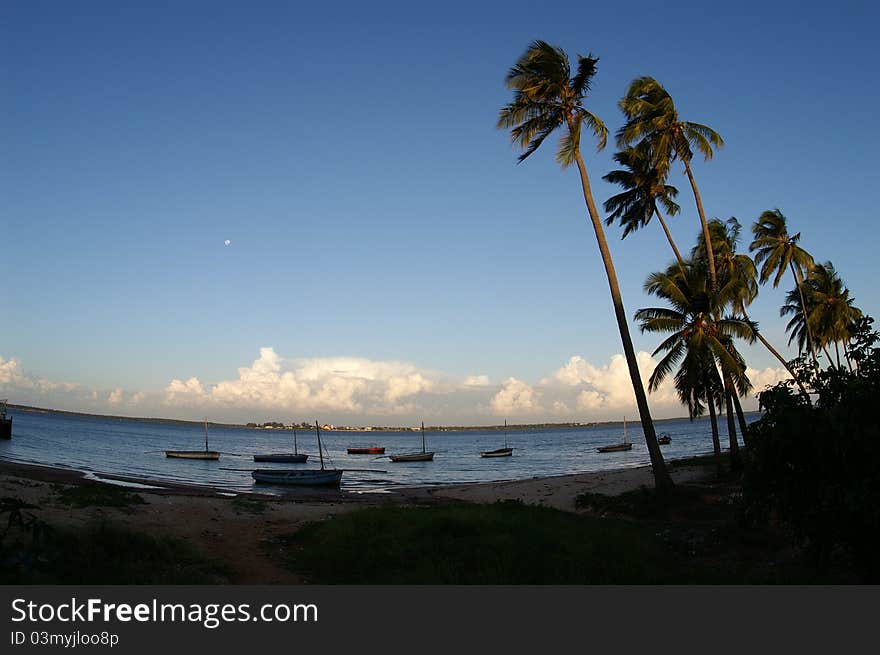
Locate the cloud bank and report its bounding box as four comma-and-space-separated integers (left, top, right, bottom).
0, 348, 789, 424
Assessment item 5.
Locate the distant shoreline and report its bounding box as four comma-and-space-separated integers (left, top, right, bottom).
7, 402, 760, 432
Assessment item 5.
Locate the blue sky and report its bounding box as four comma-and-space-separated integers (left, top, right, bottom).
2, 0, 878, 423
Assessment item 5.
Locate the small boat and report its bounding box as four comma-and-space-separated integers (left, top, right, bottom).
657, 433, 671, 445
389, 421, 435, 462
347, 446, 385, 455
252, 421, 342, 487
597, 416, 633, 453
0, 400, 12, 440
481, 419, 513, 458
254, 426, 309, 463
166, 418, 221, 460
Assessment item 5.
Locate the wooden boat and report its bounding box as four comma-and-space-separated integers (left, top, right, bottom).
251, 469, 342, 486
597, 416, 633, 453
347, 446, 385, 455
252, 421, 342, 487
254, 426, 309, 463
657, 433, 672, 445
481, 419, 513, 458
166, 418, 221, 460
389, 422, 435, 462
0, 400, 11, 440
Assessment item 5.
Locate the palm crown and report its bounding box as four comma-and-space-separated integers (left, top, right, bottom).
616, 77, 723, 177
497, 40, 607, 166
603, 145, 680, 238
749, 209, 815, 288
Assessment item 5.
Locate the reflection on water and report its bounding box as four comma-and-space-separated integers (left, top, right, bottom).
0, 410, 757, 495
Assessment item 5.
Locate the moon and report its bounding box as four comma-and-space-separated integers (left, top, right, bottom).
224, 239, 231, 246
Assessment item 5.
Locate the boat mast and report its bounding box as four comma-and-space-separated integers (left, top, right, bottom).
294, 427, 298, 455
315, 420, 325, 470
204, 418, 209, 452
421, 421, 426, 453
623, 416, 627, 445
504, 419, 508, 449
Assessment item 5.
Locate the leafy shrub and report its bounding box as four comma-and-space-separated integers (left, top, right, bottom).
743, 317, 880, 580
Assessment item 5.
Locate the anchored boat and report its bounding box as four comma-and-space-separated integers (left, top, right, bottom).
389, 422, 434, 462
597, 416, 633, 453
254, 426, 308, 463
166, 418, 220, 460
252, 421, 342, 487
480, 419, 513, 458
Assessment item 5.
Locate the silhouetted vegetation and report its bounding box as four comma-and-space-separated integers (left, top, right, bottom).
743, 316, 880, 581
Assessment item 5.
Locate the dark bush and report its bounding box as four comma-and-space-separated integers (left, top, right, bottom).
743, 317, 880, 580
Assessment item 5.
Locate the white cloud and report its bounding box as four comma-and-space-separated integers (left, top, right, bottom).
489, 377, 542, 416
1, 348, 791, 423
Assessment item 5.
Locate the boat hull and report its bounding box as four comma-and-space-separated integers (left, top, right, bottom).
657, 435, 671, 445
596, 444, 633, 453
480, 447, 513, 458
347, 447, 385, 455
165, 450, 221, 460
253, 453, 309, 463
251, 469, 342, 487
389, 452, 435, 462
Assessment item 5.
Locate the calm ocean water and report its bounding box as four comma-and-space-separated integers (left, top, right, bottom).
0, 409, 757, 495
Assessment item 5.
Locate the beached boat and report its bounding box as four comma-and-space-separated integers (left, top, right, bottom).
347, 446, 385, 455
389, 422, 434, 462
254, 426, 308, 463
252, 421, 342, 487
657, 433, 671, 445
166, 418, 220, 460
480, 419, 513, 458
597, 416, 633, 453
0, 400, 12, 440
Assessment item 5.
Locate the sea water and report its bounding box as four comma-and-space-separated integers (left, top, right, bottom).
0, 409, 757, 494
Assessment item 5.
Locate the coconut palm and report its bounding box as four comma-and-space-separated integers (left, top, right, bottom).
602, 145, 686, 273
617, 77, 724, 289
636, 262, 754, 466
749, 209, 818, 365
782, 262, 863, 368
497, 41, 672, 492
698, 218, 808, 406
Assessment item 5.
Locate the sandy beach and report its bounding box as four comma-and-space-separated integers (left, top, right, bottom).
0, 458, 712, 583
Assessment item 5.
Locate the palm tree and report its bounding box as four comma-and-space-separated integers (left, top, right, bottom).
782, 262, 862, 368
603, 145, 686, 274
749, 209, 818, 365
617, 77, 724, 289
497, 41, 672, 493
636, 262, 754, 467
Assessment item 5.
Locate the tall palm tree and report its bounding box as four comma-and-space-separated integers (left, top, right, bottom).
782, 262, 862, 367
749, 209, 818, 365
617, 77, 724, 289
603, 145, 686, 274
636, 263, 754, 467
497, 41, 672, 493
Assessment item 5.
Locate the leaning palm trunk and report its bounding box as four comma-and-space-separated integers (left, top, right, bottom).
731, 393, 750, 447
753, 327, 810, 397
574, 151, 673, 494
682, 158, 717, 290
654, 208, 687, 276
791, 263, 819, 366
722, 375, 741, 468
705, 379, 722, 472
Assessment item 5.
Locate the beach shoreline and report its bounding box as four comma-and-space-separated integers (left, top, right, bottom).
0, 456, 713, 583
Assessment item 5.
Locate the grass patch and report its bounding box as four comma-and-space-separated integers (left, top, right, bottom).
273, 501, 674, 584
1, 520, 231, 584
53, 483, 146, 508
230, 497, 268, 515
